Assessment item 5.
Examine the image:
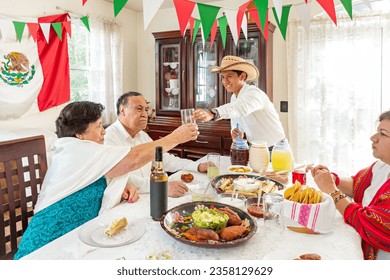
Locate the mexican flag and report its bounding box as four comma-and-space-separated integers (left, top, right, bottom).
0, 14, 70, 120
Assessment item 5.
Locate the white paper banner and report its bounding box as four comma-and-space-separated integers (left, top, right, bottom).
0, 19, 14, 41
362, 0, 372, 10
224, 9, 239, 46
40, 23, 51, 44
273, 0, 283, 23
294, 1, 312, 34
143, 0, 164, 30
241, 14, 248, 40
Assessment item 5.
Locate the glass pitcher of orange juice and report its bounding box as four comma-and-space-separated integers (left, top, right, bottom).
271, 139, 293, 172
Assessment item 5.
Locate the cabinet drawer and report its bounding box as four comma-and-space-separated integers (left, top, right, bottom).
186, 135, 221, 149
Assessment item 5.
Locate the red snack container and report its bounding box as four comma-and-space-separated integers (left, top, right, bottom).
292, 170, 306, 185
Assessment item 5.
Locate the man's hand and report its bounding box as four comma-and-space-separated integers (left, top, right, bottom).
231, 128, 244, 140
121, 183, 140, 203
168, 181, 189, 197
193, 109, 213, 123
171, 123, 199, 144
197, 162, 208, 173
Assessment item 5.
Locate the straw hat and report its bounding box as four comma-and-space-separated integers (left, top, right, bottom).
209, 55, 259, 82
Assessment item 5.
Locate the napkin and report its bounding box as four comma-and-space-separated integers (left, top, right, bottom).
283, 193, 336, 233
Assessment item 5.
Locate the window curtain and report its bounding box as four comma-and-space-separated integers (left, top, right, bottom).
88, 19, 123, 124
286, 16, 386, 176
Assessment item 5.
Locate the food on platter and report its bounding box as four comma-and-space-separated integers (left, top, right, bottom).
228, 165, 252, 173
215, 206, 242, 226
181, 172, 194, 183
104, 217, 128, 237
192, 207, 229, 231
284, 181, 323, 204
294, 253, 322, 260
219, 225, 247, 241
217, 175, 281, 197
165, 205, 252, 244
182, 226, 220, 241
234, 177, 261, 192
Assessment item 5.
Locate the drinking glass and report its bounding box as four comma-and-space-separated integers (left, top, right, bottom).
180, 108, 195, 124
263, 193, 285, 240
207, 153, 220, 179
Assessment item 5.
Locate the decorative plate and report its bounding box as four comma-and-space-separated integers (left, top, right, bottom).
160, 201, 257, 248
78, 217, 145, 248
227, 165, 253, 174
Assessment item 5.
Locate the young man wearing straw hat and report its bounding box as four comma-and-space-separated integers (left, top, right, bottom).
193, 55, 285, 150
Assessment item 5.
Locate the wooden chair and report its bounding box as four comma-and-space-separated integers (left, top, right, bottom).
0, 135, 48, 260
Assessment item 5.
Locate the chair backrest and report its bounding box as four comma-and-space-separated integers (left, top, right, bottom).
0, 135, 48, 260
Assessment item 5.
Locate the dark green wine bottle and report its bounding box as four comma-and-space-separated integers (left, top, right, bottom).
150, 146, 168, 220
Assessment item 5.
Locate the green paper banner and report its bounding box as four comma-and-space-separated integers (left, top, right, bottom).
218, 16, 227, 49
192, 19, 201, 45
52, 22, 62, 41
80, 16, 90, 32
197, 3, 220, 42
340, 0, 353, 20
272, 5, 292, 41
254, 0, 268, 33
114, 0, 128, 17
13, 21, 26, 42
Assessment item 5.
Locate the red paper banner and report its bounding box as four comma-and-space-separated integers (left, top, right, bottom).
173, 0, 196, 36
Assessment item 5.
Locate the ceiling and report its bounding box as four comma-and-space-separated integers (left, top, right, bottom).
102, 0, 222, 13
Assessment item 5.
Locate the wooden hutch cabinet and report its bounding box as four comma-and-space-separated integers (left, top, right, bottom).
147, 23, 275, 160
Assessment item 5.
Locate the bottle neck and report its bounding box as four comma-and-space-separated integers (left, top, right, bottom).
153, 160, 165, 172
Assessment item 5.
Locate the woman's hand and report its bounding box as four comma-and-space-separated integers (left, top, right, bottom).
168, 181, 189, 197
306, 164, 330, 178
193, 109, 213, 123
306, 165, 336, 194
121, 184, 140, 203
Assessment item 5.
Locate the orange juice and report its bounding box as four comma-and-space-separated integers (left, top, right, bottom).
271, 150, 293, 172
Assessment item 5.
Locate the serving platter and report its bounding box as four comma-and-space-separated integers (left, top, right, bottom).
211, 174, 284, 197
160, 201, 257, 248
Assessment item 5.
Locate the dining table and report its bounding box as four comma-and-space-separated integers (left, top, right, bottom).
21, 156, 364, 260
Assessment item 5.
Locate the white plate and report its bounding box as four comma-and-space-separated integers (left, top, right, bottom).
262, 247, 331, 260
78, 217, 145, 248
227, 165, 253, 174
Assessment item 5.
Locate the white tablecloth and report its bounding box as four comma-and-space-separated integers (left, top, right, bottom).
22, 156, 363, 260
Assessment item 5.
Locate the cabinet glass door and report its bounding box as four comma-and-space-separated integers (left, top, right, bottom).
160, 44, 181, 110
235, 38, 259, 87
194, 42, 217, 109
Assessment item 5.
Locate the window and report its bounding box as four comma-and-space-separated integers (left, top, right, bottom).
287, 7, 390, 175
68, 24, 90, 102
68, 19, 123, 123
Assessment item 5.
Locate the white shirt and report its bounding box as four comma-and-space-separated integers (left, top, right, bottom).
104, 120, 199, 193
361, 160, 390, 260
216, 83, 285, 147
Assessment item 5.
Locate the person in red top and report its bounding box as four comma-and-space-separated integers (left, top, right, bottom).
307, 110, 390, 260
